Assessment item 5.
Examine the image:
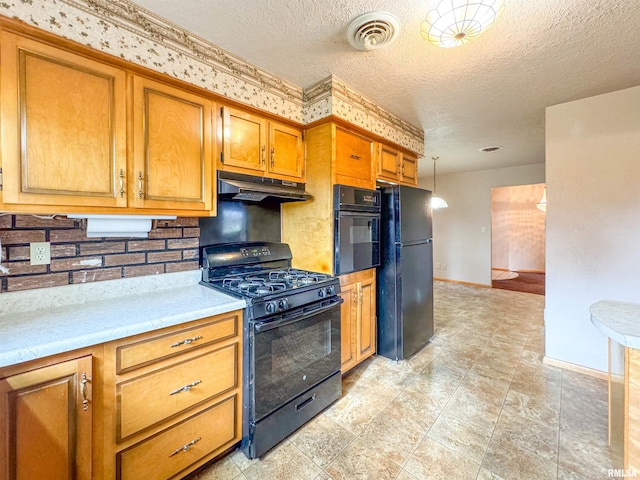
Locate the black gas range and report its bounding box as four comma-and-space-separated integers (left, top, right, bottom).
200, 242, 342, 459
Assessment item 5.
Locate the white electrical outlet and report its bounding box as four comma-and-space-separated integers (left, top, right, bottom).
436, 263, 441, 270
30, 242, 51, 265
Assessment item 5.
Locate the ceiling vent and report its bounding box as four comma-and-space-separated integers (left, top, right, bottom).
347, 12, 400, 51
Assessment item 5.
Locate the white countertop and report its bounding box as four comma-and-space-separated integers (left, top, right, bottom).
590, 300, 640, 349
0, 270, 246, 369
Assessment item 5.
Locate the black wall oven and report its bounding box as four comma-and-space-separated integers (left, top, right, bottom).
334, 185, 381, 275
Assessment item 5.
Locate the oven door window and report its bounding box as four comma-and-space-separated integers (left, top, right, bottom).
336, 213, 380, 275
252, 301, 341, 421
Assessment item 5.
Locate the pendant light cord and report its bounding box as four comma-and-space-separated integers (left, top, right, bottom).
432, 156, 438, 195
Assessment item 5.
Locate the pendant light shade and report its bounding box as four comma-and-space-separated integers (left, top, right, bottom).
430, 156, 448, 209
421, 0, 505, 48
536, 187, 547, 212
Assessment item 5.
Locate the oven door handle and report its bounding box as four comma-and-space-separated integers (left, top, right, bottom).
254, 297, 343, 333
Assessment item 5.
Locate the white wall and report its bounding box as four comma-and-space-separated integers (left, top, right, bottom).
419, 164, 545, 286
545, 85, 640, 372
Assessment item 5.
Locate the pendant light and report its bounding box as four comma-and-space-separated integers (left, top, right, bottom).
421, 0, 506, 48
431, 156, 448, 209
536, 187, 547, 212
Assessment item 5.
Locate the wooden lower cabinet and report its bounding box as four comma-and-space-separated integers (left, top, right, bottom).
0, 355, 93, 480
339, 269, 376, 373
118, 395, 238, 480
102, 311, 243, 480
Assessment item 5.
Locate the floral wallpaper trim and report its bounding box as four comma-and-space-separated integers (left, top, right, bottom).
1, 0, 424, 153
304, 76, 425, 155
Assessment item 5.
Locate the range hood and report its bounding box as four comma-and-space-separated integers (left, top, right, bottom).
218, 171, 311, 202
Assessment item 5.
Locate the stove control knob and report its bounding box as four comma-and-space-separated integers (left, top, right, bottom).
326, 285, 335, 296
319, 288, 327, 298
278, 298, 289, 310
266, 301, 277, 314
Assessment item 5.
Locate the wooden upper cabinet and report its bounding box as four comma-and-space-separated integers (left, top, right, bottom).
377, 143, 401, 181
0, 32, 127, 208
220, 106, 267, 174
400, 152, 418, 185
219, 106, 304, 181
269, 120, 304, 181
334, 127, 375, 189
131, 76, 213, 211
0, 355, 93, 480
376, 142, 419, 186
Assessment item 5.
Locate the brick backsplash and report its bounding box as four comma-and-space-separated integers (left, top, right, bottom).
0, 215, 200, 293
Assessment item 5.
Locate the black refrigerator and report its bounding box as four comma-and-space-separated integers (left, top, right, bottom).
377, 184, 434, 361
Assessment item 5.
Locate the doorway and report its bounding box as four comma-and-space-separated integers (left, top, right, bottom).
490, 183, 546, 295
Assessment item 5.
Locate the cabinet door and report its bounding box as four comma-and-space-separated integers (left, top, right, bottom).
0, 356, 93, 480
377, 143, 401, 181
132, 76, 213, 211
0, 33, 127, 208
268, 121, 304, 181
357, 272, 376, 362
334, 127, 375, 189
401, 153, 418, 185
220, 107, 267, 174
339, 282, 358, 372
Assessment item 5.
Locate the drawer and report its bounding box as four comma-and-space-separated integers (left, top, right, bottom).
116, 314, 238, 373
117, 394, 238, 480
118, 344, 238, 439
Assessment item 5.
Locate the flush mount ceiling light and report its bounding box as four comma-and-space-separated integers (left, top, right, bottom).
421, 0, 505, 48
347, 12, 400, 51
430, 156, 448, 209
479, 145, 502, 152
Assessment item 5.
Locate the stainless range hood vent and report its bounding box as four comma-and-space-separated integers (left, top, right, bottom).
218, 171, 311, 203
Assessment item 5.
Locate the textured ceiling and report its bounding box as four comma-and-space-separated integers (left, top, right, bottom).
129, 0, 640, 176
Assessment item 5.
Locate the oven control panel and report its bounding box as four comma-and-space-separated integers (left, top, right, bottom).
241, 246, 271, 258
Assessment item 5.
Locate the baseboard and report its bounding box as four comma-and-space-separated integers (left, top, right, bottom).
434, 278, 491, 288
543, 356, 608, 380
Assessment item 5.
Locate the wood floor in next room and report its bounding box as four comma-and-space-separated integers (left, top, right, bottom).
492, 271, 546, 296
190, 282, 612, 480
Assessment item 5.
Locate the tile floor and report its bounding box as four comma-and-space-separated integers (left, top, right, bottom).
191, 281, 613, 480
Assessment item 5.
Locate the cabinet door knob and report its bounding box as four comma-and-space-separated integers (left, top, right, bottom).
350, 154, 361, 160
80, 372, 91, 411
137, 171, 143, 199
119, 169, 125, 198
261, 145, 266, 166
270, 146, 275, 167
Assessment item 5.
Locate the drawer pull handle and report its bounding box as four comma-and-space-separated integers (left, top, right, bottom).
170, 335, 203, 348
80, 372, 91, 412
169, 437, 201, 457
350, 154, 361, 160
169, 380, 202, 396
